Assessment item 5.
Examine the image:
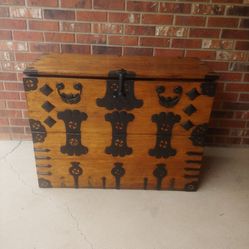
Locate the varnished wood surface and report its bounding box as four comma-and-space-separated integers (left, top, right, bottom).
26, 77, 213, 136
24, 54, 212, 80
33, 132, 203, 190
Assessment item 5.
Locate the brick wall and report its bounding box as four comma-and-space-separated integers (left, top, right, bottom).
0, 0, 249, 146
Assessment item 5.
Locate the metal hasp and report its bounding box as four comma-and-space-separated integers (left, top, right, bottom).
96, 69, 143, 110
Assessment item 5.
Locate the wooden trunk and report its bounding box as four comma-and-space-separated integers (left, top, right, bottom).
23, 54, 218, 191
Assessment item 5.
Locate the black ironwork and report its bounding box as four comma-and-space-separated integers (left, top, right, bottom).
23, 77, 38, 91
153, 164, 167, 190
56, 82, 83, 104
42, 101, 55, 113
38, 178, 52, 188
105, 111, 134, 157
44, 116, 56, 128
184, 181, 199, 191
189, 123, 208, 147
156, 85, 182, 108
58, 110, 88, 156
29, 119, 47, 143
185, 160, 202, 164
69, 162, 83, 188
102, 177, 106, 189
186, 88, 200, 100
40, 84, 53, 96
143, 178, 148, 190
200, 75, 217, 97
183, 104, 197, 116
111, 162, 125, 189
149, 112, 180, 158
181, 120, 194, 131
186, 151, 203, 156
96, 69, 143, 110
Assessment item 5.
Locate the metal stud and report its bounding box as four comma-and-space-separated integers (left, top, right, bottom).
181, 120, 194, 130
183, 104, 197, 116
42, 101, 55, 113
186, 88, 200, 100
40, 84, 53, 96
44, 116, 56, 127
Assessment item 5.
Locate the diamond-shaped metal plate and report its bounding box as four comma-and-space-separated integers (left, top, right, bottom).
186, 88, 200, 100
42, 101, 55, 113
183, 104, 197, 116
44, 116, 56, 127
181, 120, 194, 130
40, 84, 53, 96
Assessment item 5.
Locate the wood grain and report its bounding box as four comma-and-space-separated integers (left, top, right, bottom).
24, 54, 213, 80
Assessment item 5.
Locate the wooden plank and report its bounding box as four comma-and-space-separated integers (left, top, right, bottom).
25, 77, 214, 136
24, 54, 212, 80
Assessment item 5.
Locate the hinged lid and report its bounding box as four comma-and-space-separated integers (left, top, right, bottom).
24, 53, 216, 80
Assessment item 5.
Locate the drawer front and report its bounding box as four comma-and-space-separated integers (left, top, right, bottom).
25, 77, 215, 136
33, 132, 203, 191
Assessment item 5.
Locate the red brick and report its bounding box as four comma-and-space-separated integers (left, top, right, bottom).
211, 111, 233, 119
239, 94, 249, 101
229, 62, 249, 72
190, 28, 220, 38
212, 0, 243, 3
15, 52, 42, 62
0, 0, 25, 5
227, 5, 249, 16
217, 51, 248, 61
124, 47, 153, 56
160, 2, 191, 13
0, 119, 9, 126
44, 9, 75, 20
142, 14, 173, 25
222, 30, 249, 40
186, 50, 216, 60
127, 1, 158, 12
0, 51, 14, 61
0, 30, 12, 40
10, 7, 41, 18
140, 37, 170, 47
226, 83, 249, 92
220, 72, 242, 81
242, 138, 249, 144
9, 118, 29, 126
240, 19, 249, 29
216, 92, 238, 101
208, 128, 230, 135
61, 0, 92, 8
29, 20, 59, 31
202, 39, 233, 49
155, 48, 184, 57
28, 0, 58, 6
7, 101, 27, 109
12, 133, 32, 140
61, 22, 91, 33
93, 23, 122, 34
94, 0, 124, 10
208, 17, 238, 28
108, 36, 138, 46
0, 19, 26, 30
192, 4, 225, 15
10, 127, 25, 133
0, 91, 19, 99
172, 39, 202, 48
4, 82, 24, 91
61, 44, 91, 54
206, 61, 229, 71
0, 110, 22, 118
0, 101, 6, 109
108, 13, 140, 24
214, 137, 241, 145
125, 25, 155, 36
77, 34, 106, 44
0, 7, 9, 17
244, 74, 249, 82
219, 119, 246, 128
175, 16, 206, 26
155, 26, 188, 37
223, 102, 249, 111
235, 41, 249, 51
13, 31, 43, 41
0, 41, 27, 51
45, 32, 75, 43
77, 11, 107, 21
0, 73, 17, 81
92, 46, 122, 55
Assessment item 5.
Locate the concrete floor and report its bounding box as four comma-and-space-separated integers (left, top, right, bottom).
0, 141, 249, 249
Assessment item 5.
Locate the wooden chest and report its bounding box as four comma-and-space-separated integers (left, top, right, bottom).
23, 54, 217, 191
